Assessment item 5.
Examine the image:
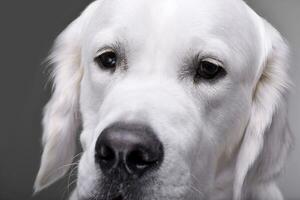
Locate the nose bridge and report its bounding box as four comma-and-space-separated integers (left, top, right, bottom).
96, 71, 202, 167
132, 51, 176, 79
98, 73, 199, 144
131, 28, 181, 78
113, 76, 185, 116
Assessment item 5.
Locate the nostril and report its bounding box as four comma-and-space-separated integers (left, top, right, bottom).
95, 144, 116, 169
126, 143, 163, 175
99, 145, 115, 161
127, 150, 148, 169
127, 150, 155, 169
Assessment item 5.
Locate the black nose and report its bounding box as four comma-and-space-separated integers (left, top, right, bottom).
95, 123, 164, 178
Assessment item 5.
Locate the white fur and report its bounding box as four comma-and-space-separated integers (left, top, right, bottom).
35, 0, 293, 199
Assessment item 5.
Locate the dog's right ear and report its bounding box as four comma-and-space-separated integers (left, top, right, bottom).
233, 18, 293, 200
34, 1, 100, 192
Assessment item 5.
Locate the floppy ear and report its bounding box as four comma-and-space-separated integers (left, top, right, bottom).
34, 2, 100, 192
233, 20, 293, 200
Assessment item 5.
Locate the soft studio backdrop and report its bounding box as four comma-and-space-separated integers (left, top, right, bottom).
0, 0, 299, 200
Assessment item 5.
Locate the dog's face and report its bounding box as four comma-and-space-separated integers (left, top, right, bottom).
35, 0, 292, 200
78, 0, 257, 199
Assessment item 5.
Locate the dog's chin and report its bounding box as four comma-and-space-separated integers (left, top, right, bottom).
80, 181, 193, 200
76, 176, 194, 200
96, 182, 144, 200
80, 174, 153, 200
82, 185, 146, 200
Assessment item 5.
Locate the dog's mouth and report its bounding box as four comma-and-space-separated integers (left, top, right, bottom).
88, 161, 157, 200
92, 188, 139, 200
103, 187, 126, 200
87, 193, 124, 200
103, 192, 124, 200
111, 195, 123, 200
92, 179, 146, 200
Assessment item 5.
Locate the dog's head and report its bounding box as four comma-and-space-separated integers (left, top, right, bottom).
35, 0, 292, 199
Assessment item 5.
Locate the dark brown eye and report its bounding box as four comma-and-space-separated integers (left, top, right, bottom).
95, 50, 117, 70
196, 59, 224, 80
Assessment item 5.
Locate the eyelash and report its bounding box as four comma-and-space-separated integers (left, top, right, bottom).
194, 59, 226, 82
180, 56, 226, 83
94, 44, 128, 71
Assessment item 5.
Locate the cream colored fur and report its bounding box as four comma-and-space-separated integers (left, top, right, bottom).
35, 1, 293, 199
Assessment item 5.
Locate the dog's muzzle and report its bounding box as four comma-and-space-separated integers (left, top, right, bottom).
95, 122, 164, 181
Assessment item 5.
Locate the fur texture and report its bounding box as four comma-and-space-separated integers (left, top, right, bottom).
35, 0, 292, 199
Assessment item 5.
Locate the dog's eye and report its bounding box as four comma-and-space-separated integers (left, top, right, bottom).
94, 49, 117, 70
196, 58, 225, 80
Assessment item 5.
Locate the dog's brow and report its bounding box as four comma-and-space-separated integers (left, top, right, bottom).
96, 41, 123, 55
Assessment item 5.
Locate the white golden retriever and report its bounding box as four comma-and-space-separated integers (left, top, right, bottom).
34, 0, 293, 199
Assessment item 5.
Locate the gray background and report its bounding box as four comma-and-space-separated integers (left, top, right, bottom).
0, 0, 299, 200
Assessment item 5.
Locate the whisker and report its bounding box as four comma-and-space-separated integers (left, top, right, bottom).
72, 152, 83, 161
67, 178, 78, 192
188, 185, 203, 196
106, 181, 114, 200
60, 154, 83, 200
67, 165, 79, 193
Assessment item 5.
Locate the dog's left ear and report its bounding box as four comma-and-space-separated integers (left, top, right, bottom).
233, 20, 293, 200
34, 2, 100, 192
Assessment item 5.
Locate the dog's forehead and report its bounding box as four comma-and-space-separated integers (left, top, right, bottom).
81, 0, 262, 82
88, 0, 258, 45
84, 0, 261, 71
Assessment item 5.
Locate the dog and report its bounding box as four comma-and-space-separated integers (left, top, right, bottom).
34, 0, 293, 199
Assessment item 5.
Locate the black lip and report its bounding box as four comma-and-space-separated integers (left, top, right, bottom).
94, 178, 146, 200
85, 191, 124, 200
111, 194, 123, 200
86, 161, 158, 200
